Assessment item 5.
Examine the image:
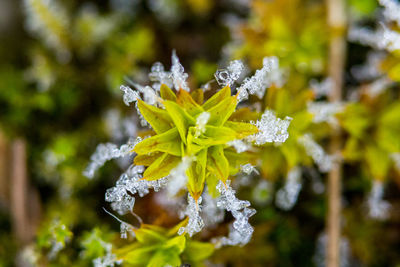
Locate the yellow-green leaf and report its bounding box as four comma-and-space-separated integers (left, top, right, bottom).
183, 240, 214, 262
193, 125, 237, 147
163, 100, 196, 144
207, 96, 238, 126
163, 235, 186, 253
191, 89, 204, 104
134, 128, 182, 156
187, 149, 207, 199
224, 121, 259, 138
147, 248, 181, 267
207, 145, 229, 183
177, 89, 204, 116
137, 100, 173, 134
143, 153, 181, 180
134, 152, 163, 166
202, 85, 231, 110
160, 84, 177, 101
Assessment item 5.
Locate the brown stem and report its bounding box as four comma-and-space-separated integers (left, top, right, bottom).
326, 0, 346, 266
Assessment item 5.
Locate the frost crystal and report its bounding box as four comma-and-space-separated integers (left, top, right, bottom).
103, 208, 135, 239
83, 138, 141, 179
178, 194, 204, 237
275, 167, 302, 210
379, 0, 400, 26
298, 134, 333, 172
307, 102, 344, 125
310, 78, 333, 98
148, 62, 173, 89
237, 56, 283, 101
202, 190, 225, 227
194, 112, 210, 137
215, 60, 244, 86
171, 50, 189, 91
348, 24, 400, 52
366, 180, 391, 220
227, 139, 252, 153
248, 110, 292, 145
105, 165, 167, 215
213, 180, 256, 247
167, 156, 194, 197
120, 85, 141, 106
240, 164, 259, 175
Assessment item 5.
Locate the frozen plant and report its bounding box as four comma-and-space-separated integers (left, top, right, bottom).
83, 137, 142, 179
212, 180, 256, 247
248, 110, 292, 145
215, 60, 245, 86
171, 50, 190, 91
240, 163, 259, 175
379, 0, 400, 26
307, 102, 344, 125
148, 62, 173, 90
103, 208, 135, 239
227, 139, 252, 153
298, 134, 333, 172
178, 194, 205, 237
275, 167, 302, 210
194, 112, 211, 137
237, 56, 283, 101
310, 78, 333, 98
366, 180, 391, 220
167, 156, 195, 197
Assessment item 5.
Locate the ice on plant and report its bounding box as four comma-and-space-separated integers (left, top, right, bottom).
202, 190, 225, 227
240, 163, 259, 175
367, 180, 391, 220
227, 139, 252, 153
237, 56, 283, 101
148, 62, 173, 90
298, 134, 333, 172
167, 156, 195, 197
212, 180, 256, 247
248, 110, 292, 145
310, 78, 333, 98
178, 194, 205, 237
171, 50, 190, 91
307, 102, 343, 125
120, 85, 141, 106
349, 24, 400, 52
83, 138, 141, 179
351, 52, 384, 81
379, 0, 400, 26
215, 59, 245, 86
275, 167, 302, 210
194, 112, 211, 137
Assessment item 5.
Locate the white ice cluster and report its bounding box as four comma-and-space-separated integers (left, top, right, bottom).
105, 165, 167, 215
171, 50, 190, 91
215, 60, 245, 86
166, 156, 195, 197
83, 137, 142, 179
93, 243, 121, 267
212, 180, 256, 247
275, 167, 302, 210
103, 208, 135, 239
379, 0, 400, 25
23, 0, 70, 62
248, 110, 292, 145
240, 163, 259, 175
194, 112, 211, 137
178, 194, 205, 237
237, 56, 283, 102
348, 25, 400, 52
298, 134, 333, 173
310, 78, 333, 98
366, 180, 391, 220
227, 139, 252, 153
307, 102, 344, 125
202, 190, 225, 227
351, 52, 384, 81
364, 77, 393, 97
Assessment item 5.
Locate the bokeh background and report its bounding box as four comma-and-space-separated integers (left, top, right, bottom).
1, 0, 400, 266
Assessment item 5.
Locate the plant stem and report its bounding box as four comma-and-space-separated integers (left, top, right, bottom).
326, 0, 346, 266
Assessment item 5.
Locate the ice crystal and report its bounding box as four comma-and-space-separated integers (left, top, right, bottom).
167, 156, 195, 197
248, 110, 292, 145
307, 102, 343, 125
171, 50, 189, 91
310, 78, 333, 98
215, 60, 245, 86
178, 194, 204, 237
349, 24, 400, 52
194, 112, 210, 137
213, 180, 256, 247
366, 180, 391, 220
240, 164, 259, 175
103, 208, 135, 239
227, 139, 252, 153
84, 138, 141, 179
379, 0, 400, 26
105, 165, 167, 215
298, 134, 333, 172
313, 233, 351, 267
275, 167, 302, 210
202, 190, 225, 227
148, 62, 173, 90
237, 56, 283, 101
93, 247, 121, 267
120, 85, 141, 106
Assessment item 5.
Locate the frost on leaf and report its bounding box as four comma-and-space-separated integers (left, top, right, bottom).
194, 112, 211, 138
212, 180, 256, 247
366, 180, 391, 220
379, 0, 400, 26
171, 50, 190, 91
237, 56, 283, 102
240, 163, 259, 175
307, 102, 343, 125
167, 156, 195, 197
178, 194, 205, 237
227, 139, 252, 153
148, 62, 173, 90
275, 167, 302, 210
83, 138, 142, 179
105, 165, 167, 215
215, 60, 245, 86
248, 110, 292, 145
298, 134, 333, 172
